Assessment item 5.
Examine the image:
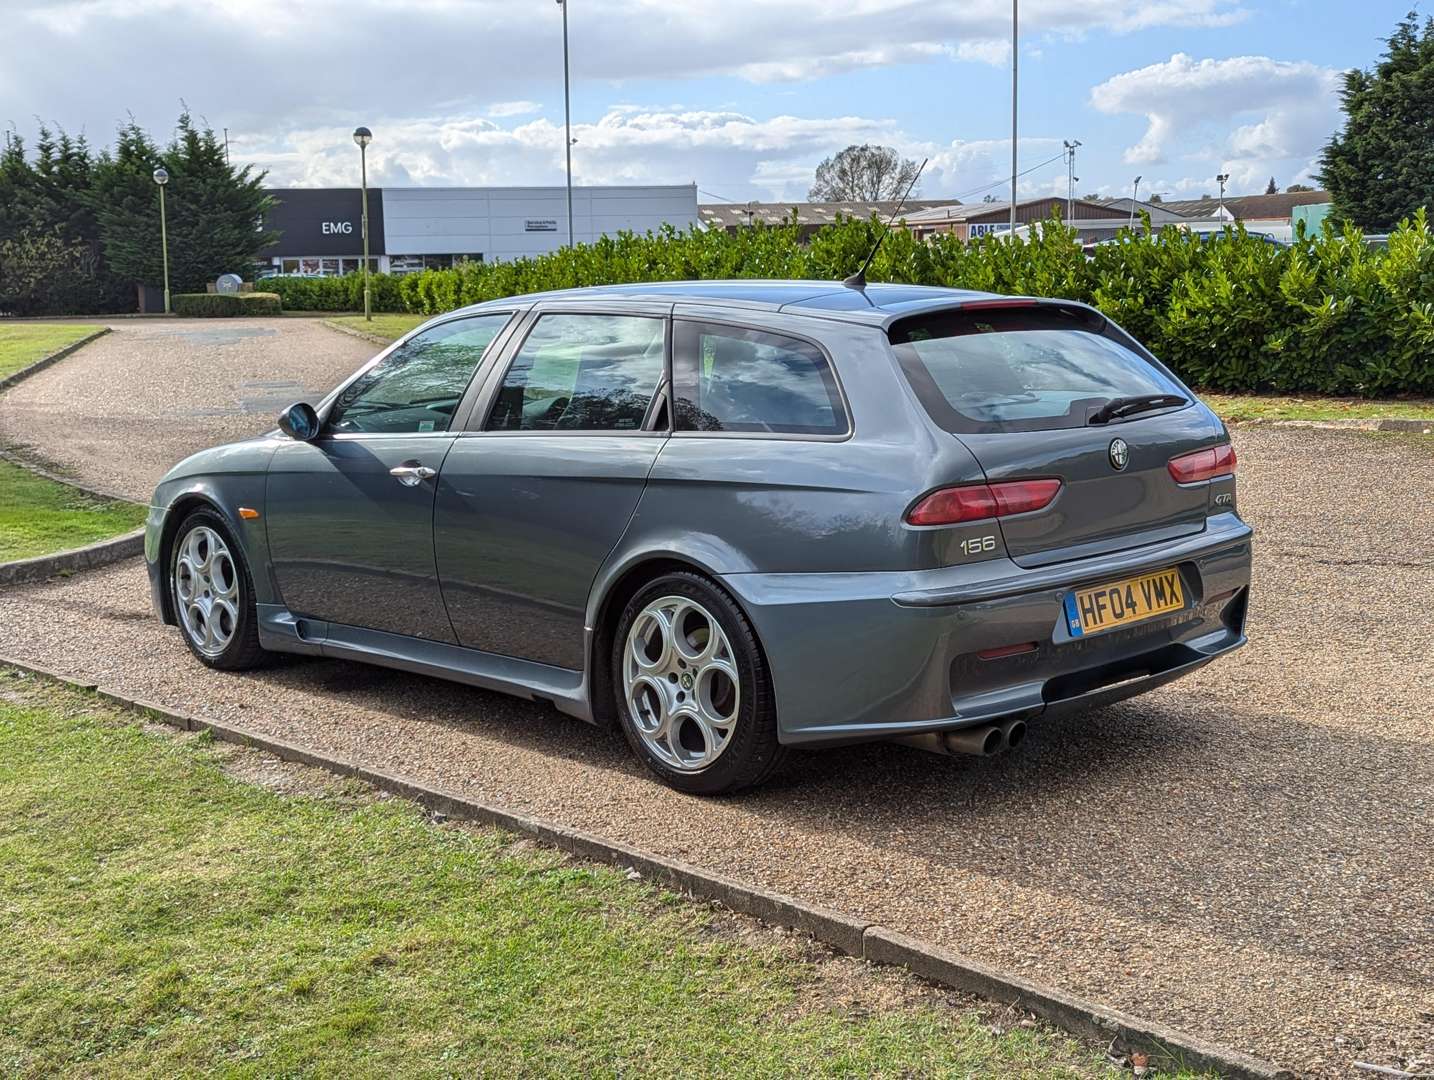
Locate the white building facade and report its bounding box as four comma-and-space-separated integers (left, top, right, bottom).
258, 184, 700, 276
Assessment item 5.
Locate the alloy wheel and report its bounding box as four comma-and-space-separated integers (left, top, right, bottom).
623, 595, 741, 772
173, 525, 240, 657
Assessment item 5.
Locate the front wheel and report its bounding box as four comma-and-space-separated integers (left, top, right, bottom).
612, 572, 785, 795
170, 509, 267, 670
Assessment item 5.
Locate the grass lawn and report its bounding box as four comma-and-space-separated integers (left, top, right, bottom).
0, 459, 145, 562
325, 314, 426, 344
0, 323, 103, 381
0, 674, 1205, 1079
1201, 392, 1434, 423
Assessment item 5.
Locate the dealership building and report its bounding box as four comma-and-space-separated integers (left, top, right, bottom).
257, 184, 700, 275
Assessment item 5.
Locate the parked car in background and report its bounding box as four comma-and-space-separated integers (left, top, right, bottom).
144, 281, 1252, 794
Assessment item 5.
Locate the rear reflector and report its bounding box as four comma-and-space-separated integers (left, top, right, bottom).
977, 642, 1039, 661
907, 478, 1061, 525
1167, 442, 1237, 484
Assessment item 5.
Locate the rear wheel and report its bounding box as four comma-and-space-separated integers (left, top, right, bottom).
613, 572, 785, 795
170, 509, 266, 670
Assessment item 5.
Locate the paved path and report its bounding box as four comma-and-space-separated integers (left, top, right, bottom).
0, 320, 1430, 1075
0, 318, 373, 500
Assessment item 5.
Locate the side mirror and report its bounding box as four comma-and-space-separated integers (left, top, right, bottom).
278, 402, 320, 441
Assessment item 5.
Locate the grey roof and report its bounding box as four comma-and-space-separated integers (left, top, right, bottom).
901, 197, 1114, 224
698, 199, 955, 228
1160, 191, 1331, 220
1093, 198, 1195, 222
455, 279, 1010, 327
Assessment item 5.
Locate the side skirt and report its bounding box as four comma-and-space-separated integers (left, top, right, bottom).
256, 604, 593, 722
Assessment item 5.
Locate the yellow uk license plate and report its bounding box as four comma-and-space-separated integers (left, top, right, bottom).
1063, 568, 1185, 638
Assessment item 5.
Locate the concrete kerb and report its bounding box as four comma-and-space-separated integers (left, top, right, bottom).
0, 438, 147, 586
0, 653, 1292, 1079
0, 328, 145, 585
1227, 417, 1434, 433
0, 326, 111, 393
320, 318, 401, 348
0, 528, 145, 587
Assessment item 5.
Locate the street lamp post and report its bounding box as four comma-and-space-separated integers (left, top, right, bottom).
1129, 175, 1142, 229
353, 126, 373, 322
1009, 0, 1018, 237
153, 167, 171, 315
557, 0, 574, 249
1216, 173, 1230, 219
1062, 139, 1081, 222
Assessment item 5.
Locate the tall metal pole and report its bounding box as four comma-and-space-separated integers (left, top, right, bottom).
353, 127, 373, 321
159, 184, 170, 314
361, 144, 371, 321
1129, 175, 1142, 229
1066, 144, 1072, 221
1063, 140, 1080, 222
1009, 0, 1018, 236
154, 168, 171, 315
560, 0, 574, 249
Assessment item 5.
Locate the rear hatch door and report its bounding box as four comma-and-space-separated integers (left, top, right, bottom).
889, 300, 1221, 568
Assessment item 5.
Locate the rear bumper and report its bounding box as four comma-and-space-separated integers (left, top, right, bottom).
722, 513, 1252, 747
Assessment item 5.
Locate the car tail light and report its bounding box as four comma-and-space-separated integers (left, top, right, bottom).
907, 479, 1061, 525
1167, 442, 1237, 484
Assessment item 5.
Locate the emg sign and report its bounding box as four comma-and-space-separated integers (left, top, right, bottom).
322, 221, 354, 235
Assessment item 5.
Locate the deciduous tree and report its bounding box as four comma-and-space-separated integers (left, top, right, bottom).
809, 144, 921, 201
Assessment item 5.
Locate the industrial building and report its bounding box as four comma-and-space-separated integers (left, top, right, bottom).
257, 184, 701, 275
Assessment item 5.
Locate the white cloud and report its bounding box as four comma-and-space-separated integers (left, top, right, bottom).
486, 101, 542, 119
241, 107, 1079, 205
1089, 53, 1340, 186
243, 108, 896, 196
5, 0, 1250, 146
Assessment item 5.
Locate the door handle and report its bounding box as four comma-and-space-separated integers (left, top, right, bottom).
390, 463, 436, 487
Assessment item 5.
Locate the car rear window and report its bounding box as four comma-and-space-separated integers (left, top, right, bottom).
889, 305, 1185, 433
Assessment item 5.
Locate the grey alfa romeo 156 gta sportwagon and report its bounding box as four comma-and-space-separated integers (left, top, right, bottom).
145, 280, 1251, 794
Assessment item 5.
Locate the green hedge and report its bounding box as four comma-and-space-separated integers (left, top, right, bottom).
172, 292, 283, 317
260, 273, 406, 313
288, 210, 1434, 395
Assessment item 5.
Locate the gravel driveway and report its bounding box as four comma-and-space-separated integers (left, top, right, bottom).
0, 318, 373, 500
0, 320, 1430, 1075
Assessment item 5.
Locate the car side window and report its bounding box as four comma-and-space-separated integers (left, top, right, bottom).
672, 321, 848, 435
326, 314, 511, 435
486, 312, 666, 432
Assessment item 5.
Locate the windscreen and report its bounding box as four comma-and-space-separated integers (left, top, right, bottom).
889, 306, 1185, 433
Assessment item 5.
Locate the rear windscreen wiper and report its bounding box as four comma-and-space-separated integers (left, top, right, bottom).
1088, 393, 1188, 425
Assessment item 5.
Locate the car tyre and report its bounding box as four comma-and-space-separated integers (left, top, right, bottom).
612, 571, 786, 795
169, 508, 267, 671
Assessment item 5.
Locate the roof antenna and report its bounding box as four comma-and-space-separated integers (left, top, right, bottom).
842, 157, 928, 290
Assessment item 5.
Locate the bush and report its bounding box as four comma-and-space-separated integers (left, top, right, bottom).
0, 232, 109, 317
172, 291, 282, 317
253, 209, 1434, 396
261, 273, 406, 313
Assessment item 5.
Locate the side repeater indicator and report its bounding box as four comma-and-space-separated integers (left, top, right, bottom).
238, 507, 260, 520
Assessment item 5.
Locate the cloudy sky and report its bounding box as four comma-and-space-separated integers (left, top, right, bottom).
0, 0, 1411, 202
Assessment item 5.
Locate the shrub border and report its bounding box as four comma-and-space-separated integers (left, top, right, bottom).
0, 326, 110, 393
0, 655, 1290, 1080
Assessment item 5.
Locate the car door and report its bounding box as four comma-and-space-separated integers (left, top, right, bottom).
433, 306, 670, 669
265, 312, 515, 642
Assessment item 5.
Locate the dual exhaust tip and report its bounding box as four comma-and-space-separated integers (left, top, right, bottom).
897, 718, 1028, 759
